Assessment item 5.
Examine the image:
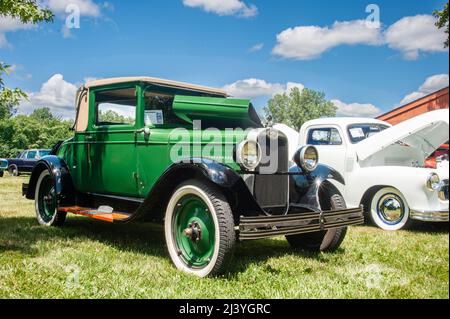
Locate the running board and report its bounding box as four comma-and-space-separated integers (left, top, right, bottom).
58, 206, 131, 223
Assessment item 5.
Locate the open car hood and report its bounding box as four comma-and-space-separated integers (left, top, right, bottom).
356, 109, 449, 162
172, 95, 262, 128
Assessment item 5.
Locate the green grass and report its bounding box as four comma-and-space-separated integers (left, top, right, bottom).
0, 176, 448, 299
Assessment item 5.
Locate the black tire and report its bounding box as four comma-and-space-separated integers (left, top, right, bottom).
286, 192, 348, 252
164, 179, 236, 277
35, 170, 66, 227
0, 170, 3, 178
8, 165, 19, 177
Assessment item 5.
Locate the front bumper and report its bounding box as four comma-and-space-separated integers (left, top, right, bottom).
410, 210, 449, 222
239, 206, 364, 241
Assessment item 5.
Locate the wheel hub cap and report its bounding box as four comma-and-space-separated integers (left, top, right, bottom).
184, 221, 202, 243
377, 194, 405, 225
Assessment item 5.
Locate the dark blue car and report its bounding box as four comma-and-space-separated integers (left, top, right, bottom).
6, 149, 51, 176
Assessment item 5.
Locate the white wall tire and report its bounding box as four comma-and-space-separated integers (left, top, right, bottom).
369, 187, 411, 231
164, 180, 235, 278
35, 170, 66, 227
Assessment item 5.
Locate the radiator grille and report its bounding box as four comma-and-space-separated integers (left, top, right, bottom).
254, 131, 289, 208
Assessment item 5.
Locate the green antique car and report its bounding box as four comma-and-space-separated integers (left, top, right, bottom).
23, 77, 364, 277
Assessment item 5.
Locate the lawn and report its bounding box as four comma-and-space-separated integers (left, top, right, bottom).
0, 176, 448, 299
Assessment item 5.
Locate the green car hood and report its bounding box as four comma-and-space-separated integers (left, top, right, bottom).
172, 95, 262, 129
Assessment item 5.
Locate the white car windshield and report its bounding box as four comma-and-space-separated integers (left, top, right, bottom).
347, 124, 390, 144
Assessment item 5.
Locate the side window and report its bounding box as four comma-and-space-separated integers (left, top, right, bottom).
27, 151, 37, 159
20, 152, 27, 159
95, 87, 136, 126
143, 90, 179, 126
307, 128, 343, 146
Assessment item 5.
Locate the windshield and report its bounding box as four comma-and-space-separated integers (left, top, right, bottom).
347, 124, 390, 144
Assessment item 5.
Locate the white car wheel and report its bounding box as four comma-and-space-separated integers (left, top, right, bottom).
370, 187, 410, 231
164, 180, 235, 278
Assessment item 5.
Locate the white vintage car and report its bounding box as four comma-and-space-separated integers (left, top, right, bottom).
275, 109, 449, 230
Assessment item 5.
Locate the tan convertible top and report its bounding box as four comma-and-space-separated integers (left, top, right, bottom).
84, 76, 227, 96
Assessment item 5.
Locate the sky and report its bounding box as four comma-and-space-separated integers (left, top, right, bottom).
0, 0, 449, 119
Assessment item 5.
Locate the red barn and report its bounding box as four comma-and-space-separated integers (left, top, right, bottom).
377, 87, 449, 168
377, 87, 449, 125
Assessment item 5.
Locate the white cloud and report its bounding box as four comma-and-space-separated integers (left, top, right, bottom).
19, 74, 78, 119
273, 20, 383, 60
44, 0, 101, 17
182, 0, 258, 17
400, 74, 449, 105
332, 99, 382, 117
385, 15, 448, 60
0, 16, 33, 48
223, 79, 304, 99
249, 43, 264, 52
272, 14, 448, 60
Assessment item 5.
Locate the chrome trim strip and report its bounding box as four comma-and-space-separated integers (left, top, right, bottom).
410, 210, 449, 222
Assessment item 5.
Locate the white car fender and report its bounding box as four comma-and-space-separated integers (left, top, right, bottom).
345, 166, 449, 212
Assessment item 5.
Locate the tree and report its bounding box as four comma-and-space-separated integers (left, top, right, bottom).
99, 110, 134, 124
264, 87, 337, 131
434, 1, 449, 48
0, 0, 53, 23
0, 108, 73, 158
0, 1, 54, 119
0, 63, 27, 120
30, 107, 54, 121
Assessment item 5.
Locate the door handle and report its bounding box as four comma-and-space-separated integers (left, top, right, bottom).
135, 127, 151, 137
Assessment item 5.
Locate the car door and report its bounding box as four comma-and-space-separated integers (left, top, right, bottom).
23, 150, 38, 172
135, 88, 178, 197
12, 151, 26, 172
87, 84, 140, 197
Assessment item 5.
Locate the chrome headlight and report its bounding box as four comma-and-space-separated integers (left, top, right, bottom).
294, 145, 319, 172
427, 173, 442, 191
236, 140, 262, 171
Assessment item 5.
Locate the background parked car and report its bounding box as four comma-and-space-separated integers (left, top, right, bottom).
276, 109, 449, 231
0, 159, 8, 177
6, 149, 51, 176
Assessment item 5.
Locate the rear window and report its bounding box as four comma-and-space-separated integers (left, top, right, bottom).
307, 128, 343, 145
347, 124, 390, 144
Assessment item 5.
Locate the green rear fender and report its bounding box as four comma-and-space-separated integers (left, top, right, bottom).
26, 156, 75, 206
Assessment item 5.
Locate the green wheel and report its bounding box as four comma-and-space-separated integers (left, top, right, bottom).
35, 170, 66, 227
165, 180, 235, 277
